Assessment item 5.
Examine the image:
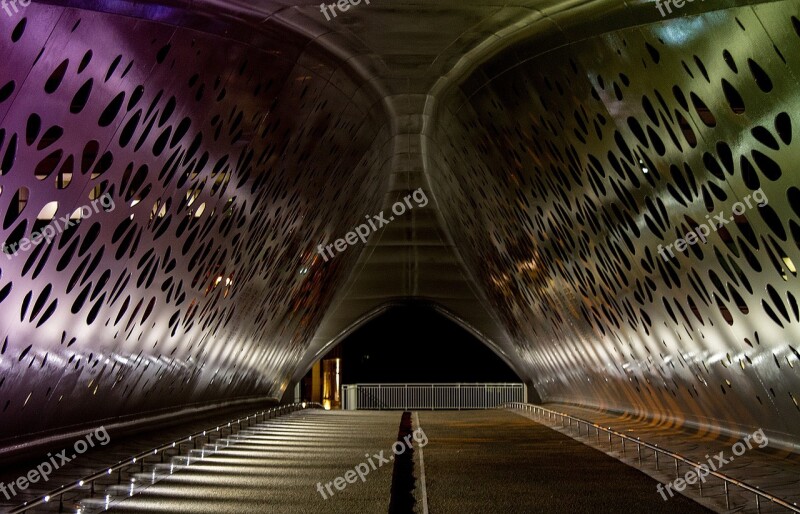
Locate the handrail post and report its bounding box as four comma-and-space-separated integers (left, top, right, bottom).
724, 481, 730, 509
697, 467, 703, 496
10, 402, 313, 514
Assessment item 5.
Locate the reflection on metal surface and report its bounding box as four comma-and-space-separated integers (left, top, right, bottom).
0, 2, 389, 440
0, 0, 799, 455
431, 0, 800, 449
322, 357, 341, 410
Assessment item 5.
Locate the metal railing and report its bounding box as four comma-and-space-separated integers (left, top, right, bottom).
10, 402, 322, 513
342, 383, 526, 410
504, 402, 800, 513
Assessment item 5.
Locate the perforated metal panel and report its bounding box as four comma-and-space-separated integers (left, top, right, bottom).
0, 3, 389, 439
1, 0, 799, 453
430, 1, 800, 447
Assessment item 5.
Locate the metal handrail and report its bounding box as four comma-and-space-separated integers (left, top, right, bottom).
361, 387, 389, 410
504, 402, 800, 513
10, 402, 322, 513
353, 382, 524, 386
342, 383, 525, 410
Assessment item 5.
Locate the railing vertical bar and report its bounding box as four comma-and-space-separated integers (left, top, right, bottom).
724, 481, 730, 510
698, 467, 703, 497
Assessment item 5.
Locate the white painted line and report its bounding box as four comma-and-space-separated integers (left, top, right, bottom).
413, 411, 429, 514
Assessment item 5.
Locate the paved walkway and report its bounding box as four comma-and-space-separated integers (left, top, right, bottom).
529, 403, 800, 513
102, 411, 401, 514
2, 409, 722, 513
0, 403, 282, 511
98, 410, 709, 513
416, 410, 710, 514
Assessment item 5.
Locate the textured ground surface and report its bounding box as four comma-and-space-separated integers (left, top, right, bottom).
526, 403, 800, 513
417, 410, 711, 514
101, 410, 400, 514
61, 409, 714, 513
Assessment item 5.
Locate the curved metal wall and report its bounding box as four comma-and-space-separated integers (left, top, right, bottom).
431, 1, 800, 448
3, 0, 800, 453
0, 3, 389, 441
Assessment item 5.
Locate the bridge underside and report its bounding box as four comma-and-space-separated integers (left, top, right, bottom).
0, 0, 799, 457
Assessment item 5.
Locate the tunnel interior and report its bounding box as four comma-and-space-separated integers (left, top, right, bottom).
0, 0, 799, 464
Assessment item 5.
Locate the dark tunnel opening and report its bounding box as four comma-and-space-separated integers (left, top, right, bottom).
295, 303, 523, 409
338, 304, 520, 383
298, 303, 521, 405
